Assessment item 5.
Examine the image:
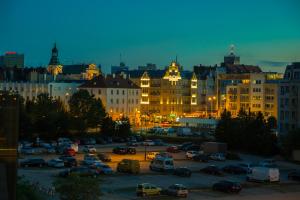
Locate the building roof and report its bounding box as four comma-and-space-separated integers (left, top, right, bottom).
62, 64, 88, 74
224, 64, 262, 73
79, 74, 140, 89
128, 69, 166, 79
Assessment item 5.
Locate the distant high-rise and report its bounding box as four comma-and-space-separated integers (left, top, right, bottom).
138, 63, 157, 71
111, 62, 129, 75
0, 52, 24, 68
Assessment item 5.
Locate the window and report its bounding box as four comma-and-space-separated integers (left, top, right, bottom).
116, 99, 119, 104
98, 89, 101, 95
122, 90, 125, 95
117, 90, 119, 95
111, 90, 113, 95
136, 99, 139, 104
110, 99, 113, 104
136, 90, 139, 95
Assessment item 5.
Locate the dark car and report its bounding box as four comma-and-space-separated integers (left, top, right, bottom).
173, 167, 192, 177
212, 181, 242, 193
59, 167, 99, 178
178, 142, 193, 151
185, 145, 201, 151
193, 154, 209, 162
127, 141, 139, 146
113, 137, 126, 143
20, 158, 46, 167
288, 170, 300, 181
97, 153, 111, 162
222, 165, 247, 174
127, 147, 136, 154
95, 137, 107, 145
166, 146, 180, 153
153, 139, 165, 146
59, 156, 78, 167
200, 165, 223, 176
113, 147, 127, 154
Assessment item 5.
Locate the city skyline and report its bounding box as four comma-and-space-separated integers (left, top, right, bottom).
1, 0, 300, 73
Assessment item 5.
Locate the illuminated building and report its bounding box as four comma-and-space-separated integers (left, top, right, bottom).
225, 72, 282, 118
278, 62, 300, 134
129, 61, 197, 123
79, 74, 141, 126
0, 82, 48, 101
0, 52, 24, 68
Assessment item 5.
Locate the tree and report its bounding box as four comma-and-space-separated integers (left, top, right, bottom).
116, 116, 132, 138
54, 175, 101, 200
69, 90, 106, 133
24, 93, 69, 139
17, 177, 41, 200
100, 116, 116, 136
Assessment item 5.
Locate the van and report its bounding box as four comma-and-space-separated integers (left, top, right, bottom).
149, 157, 174, 172
247, 167, 280, 182
117, 159, 140, 174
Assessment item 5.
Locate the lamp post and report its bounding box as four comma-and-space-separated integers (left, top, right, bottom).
208, 97, 212, 117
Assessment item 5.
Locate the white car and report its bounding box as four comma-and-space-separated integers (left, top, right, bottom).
143, 140, 155, 146
83, 145, 97, 153
209, 153, 226, 161
186, 151, 199, 159
47, 159, 64, 168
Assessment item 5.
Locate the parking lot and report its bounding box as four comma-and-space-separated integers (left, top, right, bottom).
18, 143, 300, 200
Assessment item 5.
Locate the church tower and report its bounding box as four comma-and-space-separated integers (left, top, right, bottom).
47, 43, 63, 76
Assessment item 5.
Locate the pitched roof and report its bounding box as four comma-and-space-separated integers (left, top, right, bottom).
79, 75, 140, 89
62, 64, 88, 74
128, 69, 166, 79
225, 64, 262, 73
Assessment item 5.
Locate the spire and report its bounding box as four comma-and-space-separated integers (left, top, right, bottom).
49, 42, 59, 65
229, 44, 235, 55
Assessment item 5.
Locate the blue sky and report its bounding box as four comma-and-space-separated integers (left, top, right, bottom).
1, 0, 300, 73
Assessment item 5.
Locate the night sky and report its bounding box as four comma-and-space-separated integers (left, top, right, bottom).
1, 0, 300, 73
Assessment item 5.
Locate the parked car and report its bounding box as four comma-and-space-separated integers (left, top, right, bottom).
64, 148, 76, 156
59, 167, 99, 178
210, 153, 226, 161
136, 183, 162, 197
226, 152, 241, 160
81, 138, 96, 145
222, 165, 247, 174
156, 152, 173, 158
150, 157, 174, 172
288, 170, 300, 181
127, 141, 139, 146
112, 137, 126, 143
97, 153, 111, 162
90, 162, 113, 175
173, 167, 192, 177
146, 152, 160, 160
20, 158, 46, 167
95, 137, 107, 145
83, 145, 97, 153
127, 147, 137, 154
185, 145, 201, 151
166, 184, 188, 197
47, 159, 64, 168
178, 142, 193, 151
258, 159, 277, 168
113, 146, 127, 154
117, 159, 140, 174
20, 147, 36, 155
186, 151, 199, 159
45, 147, 56, 154
83, 154, 100, 165
153, 139, 165, 146
166, 146, 180, 153
193, 154, 209, 162
238, 163, 255, 174
200, 165, 223, 176
58, 156, 77, 167
212, 181, 242, 193
143, 140, 155, 146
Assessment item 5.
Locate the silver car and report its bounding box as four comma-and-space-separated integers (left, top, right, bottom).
167, 184, 188, 197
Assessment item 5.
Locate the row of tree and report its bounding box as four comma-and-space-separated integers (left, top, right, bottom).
215, 109, 278, 156
12, 90, 131, 139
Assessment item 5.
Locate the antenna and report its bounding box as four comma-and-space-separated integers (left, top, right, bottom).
229, 44, 235, 55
